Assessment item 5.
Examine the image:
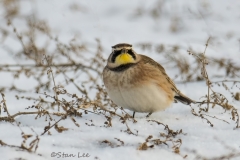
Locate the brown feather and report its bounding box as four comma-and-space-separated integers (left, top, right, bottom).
139, 54, 196, 105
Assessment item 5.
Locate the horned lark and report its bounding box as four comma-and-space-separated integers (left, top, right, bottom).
102, 43, 195, 117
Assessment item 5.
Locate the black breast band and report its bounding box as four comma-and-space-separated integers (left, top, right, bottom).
108, 63, 136, 72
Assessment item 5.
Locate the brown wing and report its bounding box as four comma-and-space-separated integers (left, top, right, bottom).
140, 55, 195, 105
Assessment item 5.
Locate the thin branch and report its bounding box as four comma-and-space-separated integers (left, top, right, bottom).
203, 37, 211, 111
211, 80, 240, 84
41, 116, 65, 135
1, 93, 11, 117
201, 114, 230, 124
0, 111, 39, 122
0, 139, 30, 152
44, 54, 58, 109
0, 63, 100, 74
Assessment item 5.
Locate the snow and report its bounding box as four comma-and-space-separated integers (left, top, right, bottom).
1, 0, 240, 160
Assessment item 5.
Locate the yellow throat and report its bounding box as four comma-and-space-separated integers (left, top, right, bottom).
115, 53, 134, 65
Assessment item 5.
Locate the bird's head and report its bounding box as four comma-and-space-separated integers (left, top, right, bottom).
107, 43, 140, 69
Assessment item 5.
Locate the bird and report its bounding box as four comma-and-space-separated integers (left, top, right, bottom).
102, 43, 196, 118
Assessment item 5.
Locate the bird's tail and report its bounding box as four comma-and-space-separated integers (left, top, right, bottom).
174, 92, 196, 105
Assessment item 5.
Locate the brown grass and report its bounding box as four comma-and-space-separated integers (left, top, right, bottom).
0, 1, 240, 159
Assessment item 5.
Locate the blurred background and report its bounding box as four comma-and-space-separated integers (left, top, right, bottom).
0, 0, 239, 111
1, 0, 240, 100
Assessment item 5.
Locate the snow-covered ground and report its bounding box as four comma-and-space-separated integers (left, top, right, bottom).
1, 0, 240, 160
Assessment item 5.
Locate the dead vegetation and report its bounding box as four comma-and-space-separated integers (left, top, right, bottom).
138, 120, 185, 157
0, 0, 240, 159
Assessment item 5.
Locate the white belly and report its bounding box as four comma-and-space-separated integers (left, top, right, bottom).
106, 83, 172, 112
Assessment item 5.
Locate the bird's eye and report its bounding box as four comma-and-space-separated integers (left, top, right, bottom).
127, 49, 136, 60
111, 50, 122, 63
